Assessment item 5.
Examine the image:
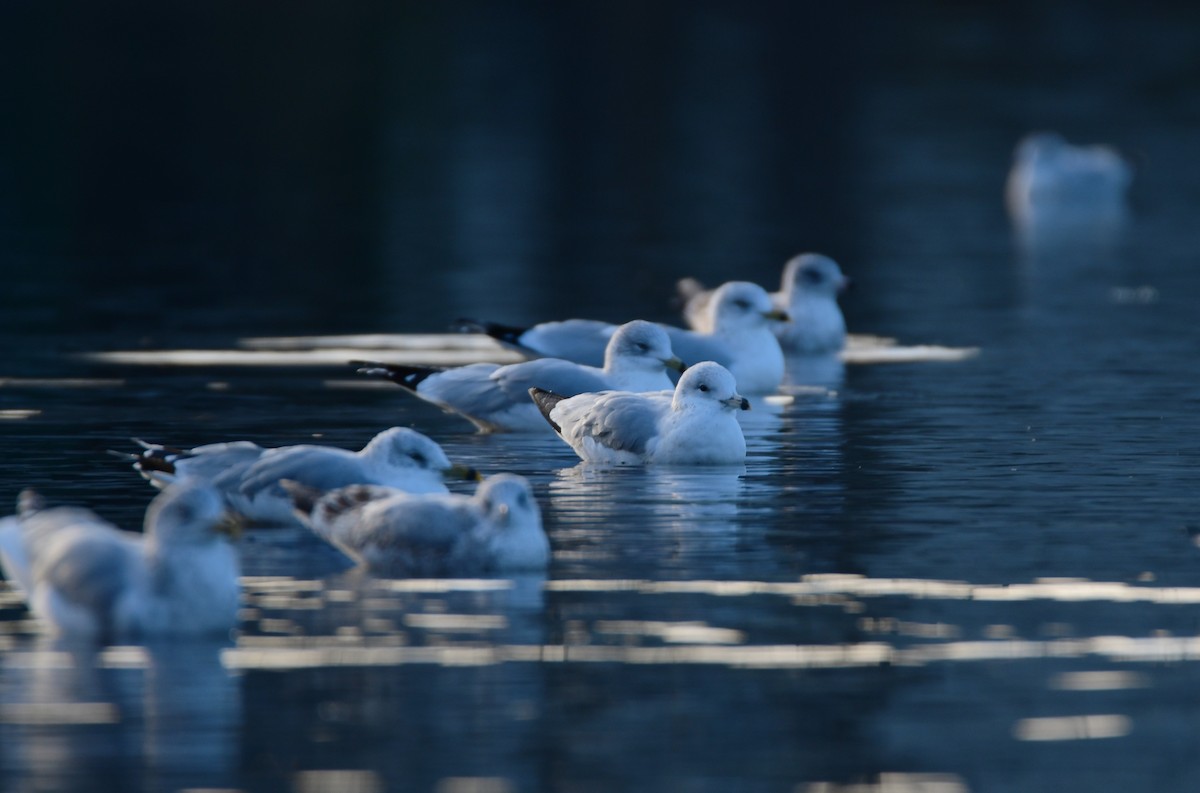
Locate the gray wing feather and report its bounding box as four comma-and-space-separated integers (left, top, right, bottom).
663, 327, 735, 368
339, 498, 482, 576
491, 359, 610, 401
174, 442, 265, 481
518, 320, 614, 366
236, 447, 367, 498
558, 392, 670, 455
418, 363, 514, 418
419, 360, 610, 423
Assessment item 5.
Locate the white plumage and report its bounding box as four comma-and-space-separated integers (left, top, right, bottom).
474, 283, 788, 394
0, 481, 241, 639
530, 361, 750, 465
121, 427, 474, 527
678, 253, 848, 354
1006, 131, 1132, 223
286, 474, 549, 576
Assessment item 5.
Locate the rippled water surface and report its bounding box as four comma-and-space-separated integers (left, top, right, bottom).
3, 3, 1200, 792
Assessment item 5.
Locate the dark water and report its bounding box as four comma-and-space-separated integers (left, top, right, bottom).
3, 3, 1200, 792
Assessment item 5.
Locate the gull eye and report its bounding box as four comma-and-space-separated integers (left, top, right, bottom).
698, 383, 709, 392
732, 299, 751, 310
409, 451, 427, 466
517, 492, 530, 508
801, 268, 824, 286
636, 342, 650, 352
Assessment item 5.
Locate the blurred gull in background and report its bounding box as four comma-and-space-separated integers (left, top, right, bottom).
677, 252, 849, 355
1006, 131, 1133, 248
118, 427, 477, 527
0, 481, 240, 639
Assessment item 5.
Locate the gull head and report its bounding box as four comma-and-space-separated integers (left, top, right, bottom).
361, 427, 477, 481
362, 427, 450, 471
708, 281, 787, 331
144, 480, 239, 546
672, 361, 749, 413
475, 474, 549, 570
605, 320, 686, 375
782, 253, 849, 298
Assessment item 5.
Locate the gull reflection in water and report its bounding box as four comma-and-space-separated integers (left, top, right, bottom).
783, 352, 846, 391
548, 462, 749, 578
1013, 195, 1129, 258
1012, 192, 1132, 317
0, 636, 241, 792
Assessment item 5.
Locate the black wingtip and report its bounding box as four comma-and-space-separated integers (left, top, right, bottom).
131, 454, 176, 475
528, 387, 565, 434
453, 319, 530, 345
674, 276, 706, 305
351, 360, 443, 391
451, 318, 485, 334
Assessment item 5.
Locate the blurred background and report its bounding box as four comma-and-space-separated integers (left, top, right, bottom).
3, 3, 1200, 792
3, 1, 1196, 353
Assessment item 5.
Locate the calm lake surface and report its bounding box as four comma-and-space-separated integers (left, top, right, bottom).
3, 3, 1200, 792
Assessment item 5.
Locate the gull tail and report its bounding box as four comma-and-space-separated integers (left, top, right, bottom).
528, 388, 566, 434
16, 489, 44, 516
351, 360, 443, 392
278, 479, 325, 525
132, 438, 188, 456
110, 438, 191, 475
110, 448, 177, 477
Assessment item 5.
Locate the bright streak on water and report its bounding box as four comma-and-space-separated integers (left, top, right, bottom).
293, 769, 386, 793
803, 775, 970, 793
543, 575, 1200, 604
1049, 670, 1150, 691
0, 702, 121, 726
1013, 714, 1132, 741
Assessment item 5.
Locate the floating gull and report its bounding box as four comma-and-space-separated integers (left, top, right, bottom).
0, 481, 241, 639
117, 428, 477, 527
529, 361, 749, 465
463, 282, 788, 393
354, 320, 685, 433
677, 253, 849, 355
284, 473, 549, 576
1006, 131, 1133, 228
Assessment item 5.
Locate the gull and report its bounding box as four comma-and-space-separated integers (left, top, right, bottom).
117, 427, 477, 527
284, 474, 549, 576
354, 320, 685, 432
529, 361, 749, 465
462, 281, 788, 393
677, 253, 849, 354
1006, 131, 1133, 224
0, 481, 241, 639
